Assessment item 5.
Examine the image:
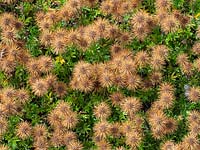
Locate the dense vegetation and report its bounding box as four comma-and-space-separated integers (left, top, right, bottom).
0, 0, 200, 149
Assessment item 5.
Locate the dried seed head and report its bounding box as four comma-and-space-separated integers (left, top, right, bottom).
49, 131, 63, 147
56, 100, 71, 116
149, 71, 162, 85
16, 121, 32, 139
0, 118, 8, 135
159, 92, 174, 109
0, 12, 17, 30
155, 0, 172, 11
0, 145, 9, 150
152, 45, 169, 58
161, 15, 180, 33
181, 134, 200, 150
38, 56, 53, 73
110, 122, 121, 138
125, 74, 142, 91
94, 102, 111, 120
62, 112, 78, 129
47, 110, 62, 127
159, 83, 174, 94
53, 81, 67, 98
62, 131, 77, 146
33, 137, 49, 150
26, 58, 41, 76
2, 99, 18, 116
96, 140, 112, 150
187, 110, 200, 124
110, 92, 124, 106
31, 79, 49, 97
134, 51, 150, 67
188, 87, 200, 102
125, 131, 142, 149
161, 140, 177, 150
192, 42, 200, 55
68, 140, 83, 150
93, 121, 111, 139
33, 124, 48, 139
121, 97, 142, 116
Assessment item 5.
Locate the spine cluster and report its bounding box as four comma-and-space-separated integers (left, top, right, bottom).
0, 87, 29, 138
15, 101, 82, 150
177, 42, 200, 76
70, 44, 170, 92
148, 83, 177, 139
0, 0, 199, 149
93, 93, 144, 150
161, 111, 200, 149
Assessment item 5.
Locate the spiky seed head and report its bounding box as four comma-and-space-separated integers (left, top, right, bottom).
0, 145, 9, 150
96, 140, 112, 150
152, 45, 169, 58
16, 121, 32, 139
188, 87, 200, 102
1, 87, 16, 101
132, 10, 149, 26
93, 121, 111, 139
187, 110, 200, 124
93, 102, 111, 120
125, 74, 142, 91
163, 118, 177, 134
35, 11, 45, 24
159, 92, 174, 109
33, 124, 48, 139
39, 31, 53, 46
26, 58, 41, 76
110, 122, 121, 138
68, 140, 83, 150
62, 131, 77, 146
100, 1, 112, 15
50, 131, 63, 147
31, 79, 49, 97
156, 10, 168, 23
45, 74, 57, 88
56, 100, 71, 116
134, 51, 150, 67
0, 12, 16, 30
155, 0, 172, 11
110, 44, 123, 57
62, 112, 78, 129
110, 92, 124, 106
181, 134, 200, 150
2, 99, 18, 116
125, 131, 142, 149
37, 19, 52, 31
51, 38, 66, 54
161, 15, 180, 33
149, 71, 162, 85
0, 118, 8, 135
53, 81, 67, 98
159, 83, 174, 94
16, 89, 29, 105
120, 120, 135, 136
47, 110, 62, 127
121, 97, 142, 116
192, 42, 200, 55
99, 71, 114, 88
33, 137, 49, 150
161, 140, 177, 150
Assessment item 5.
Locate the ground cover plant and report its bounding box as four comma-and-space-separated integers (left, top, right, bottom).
0, 0, 200, 149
